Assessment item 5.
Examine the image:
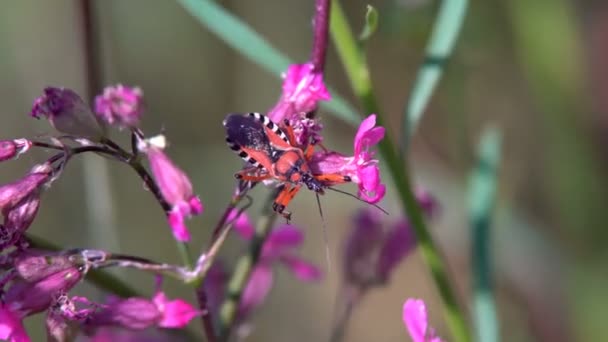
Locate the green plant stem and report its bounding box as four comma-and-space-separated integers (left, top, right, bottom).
330, 1, 470, 341
217, 193, 278, 339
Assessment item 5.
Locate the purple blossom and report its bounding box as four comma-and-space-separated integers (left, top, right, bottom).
310, 114, 386, 203
85, 291, 198, 331
0, 140, 31, 163
0, 164, 52, 248
30, 87, 102, 138
95, 84, 144, 129
268, 63, 331, 123
208, 211, 322, 319
0, 256, 83, 342
403, 298, 444, 342
344, 190, 436, 286
267, 63, 330, 147
141, 137, 203, 241
0, 163, 52, 215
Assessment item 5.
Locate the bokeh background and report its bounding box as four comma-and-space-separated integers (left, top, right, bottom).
0, 0, 606, 341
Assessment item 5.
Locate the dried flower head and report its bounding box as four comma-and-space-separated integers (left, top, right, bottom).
30, 87, 102, 138
95, 84, 144, 129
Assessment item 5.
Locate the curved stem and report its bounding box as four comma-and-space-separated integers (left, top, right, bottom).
330, 1, 470, 341
311, 0, 331, 73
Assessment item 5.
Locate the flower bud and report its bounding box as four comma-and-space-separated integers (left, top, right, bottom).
0, 139, 31, 163
95, 84, 144, 129
141, 137, 203, 241
0, 163, 51, 214
31, 87, 102, 138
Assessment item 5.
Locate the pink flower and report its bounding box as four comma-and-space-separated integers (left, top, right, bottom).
0, 139, 31, 163
95, 84, 144, 129
0, 308, 29, 342
210, 211, 322, 318
152, 292, 199, 328
310, 114, 386, 203
403, 298, 444, 342
267, 63, 330, 147
0, 254, 83, 342
86, 291, 198, 331
141, 137, 203, 241
268, 63, 331, 123
0, 164, 52, 248
30, 87, 102, 138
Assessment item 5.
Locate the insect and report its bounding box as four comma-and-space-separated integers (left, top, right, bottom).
223, 112, 351, 220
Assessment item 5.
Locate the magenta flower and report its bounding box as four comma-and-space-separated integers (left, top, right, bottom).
310, 114, 386, 203
95, 84, 144, 129
267, 63, 330, 147
268, 63, 331, 123
344, 191, 436, 286
0, 139, 31, 163
141, 137, 203, 241
0, 163, 52, 215
86, 291, 198, 330
210, 211, 322, 318
403, 298, 444, 342
0, 256, 83, 342
30, 87, 102, 138
0, 308, 29, 342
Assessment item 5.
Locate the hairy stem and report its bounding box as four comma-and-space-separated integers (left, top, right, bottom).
311, 0, 331, 73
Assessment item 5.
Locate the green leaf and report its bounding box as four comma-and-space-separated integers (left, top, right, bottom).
469, 127, 501, 342
359, 5, 379, 42
400, 0, 469, 153
177, 0, 360, 125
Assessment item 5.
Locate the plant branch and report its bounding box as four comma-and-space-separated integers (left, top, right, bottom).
217, 192, 278, 340
311, 0, 331, 73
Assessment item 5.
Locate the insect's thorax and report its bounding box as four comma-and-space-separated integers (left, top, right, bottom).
272, 148, 324, 193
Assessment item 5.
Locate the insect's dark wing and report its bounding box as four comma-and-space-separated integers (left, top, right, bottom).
224, 113, 274, 170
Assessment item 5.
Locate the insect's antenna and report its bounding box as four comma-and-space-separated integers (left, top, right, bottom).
325, 186, 389, 215
315, 192, 332, 272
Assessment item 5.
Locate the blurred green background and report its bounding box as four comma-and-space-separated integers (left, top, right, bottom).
0, 0, 606, 341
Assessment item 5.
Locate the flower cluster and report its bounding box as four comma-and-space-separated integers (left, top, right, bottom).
265, 62, 386, 204
204, 210, 321, 327
342, 189, 437, 287
0, 85, 202, 340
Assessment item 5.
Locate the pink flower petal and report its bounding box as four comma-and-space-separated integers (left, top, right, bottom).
354, 115, 378, 154
0, 307, 30, 342
168, 210, 190, 242
240, 265, 274, 317
263, 225, 304, 258
280, 255, 323, 281
157, 298, 199, 328
357, 164, 385, 203
228, 209, 254, 240
403, 299, 428, 342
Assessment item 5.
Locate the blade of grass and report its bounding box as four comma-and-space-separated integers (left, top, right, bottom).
469, 127, 501, 342
400, 0, 469, 155
177, 0, 359, 125
330, 1, 470, 341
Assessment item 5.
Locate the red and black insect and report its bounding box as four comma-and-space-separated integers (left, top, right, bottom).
223, 112, 351, 220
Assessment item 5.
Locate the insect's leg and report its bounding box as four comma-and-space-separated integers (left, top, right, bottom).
234, 168, 272, 182
314, 173, 351, 184
304, 143, 316, 160
282, 119, 298, 147
272, 183, 302, 221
